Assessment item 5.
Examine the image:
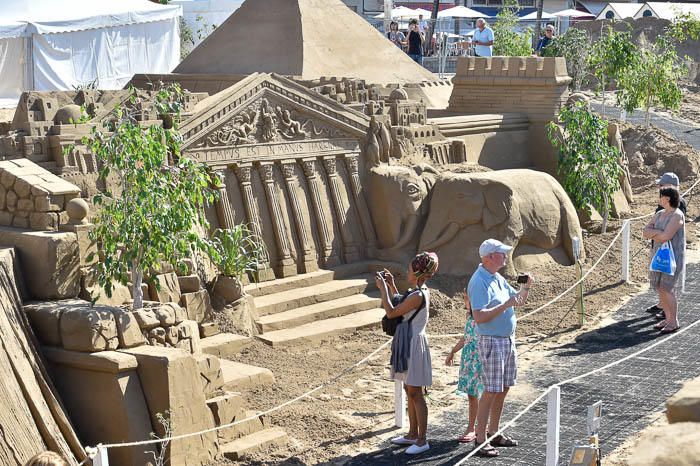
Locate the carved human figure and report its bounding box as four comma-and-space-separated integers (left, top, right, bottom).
277, 107, 304, 139
259, 98, 276, 142
419, 169, 584, 276
366, 118, 381, 167
607, 122, 634, 204
378, 120, 392, 162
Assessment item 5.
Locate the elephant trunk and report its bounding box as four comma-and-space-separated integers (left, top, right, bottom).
420, 222, 460, 251
392, 214, 420, 250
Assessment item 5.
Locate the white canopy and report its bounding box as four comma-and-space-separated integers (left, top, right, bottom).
520, 11, 558, 20
374, 6, 418, 19
438, 6, 490, 19
0, 0, 182, 108
552, 8, 595, 18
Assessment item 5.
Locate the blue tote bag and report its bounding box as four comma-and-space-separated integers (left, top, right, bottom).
649, 241, 677, 275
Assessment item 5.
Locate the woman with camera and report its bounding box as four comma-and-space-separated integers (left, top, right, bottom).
406, 19, 424, 65
375, 252, 438, 455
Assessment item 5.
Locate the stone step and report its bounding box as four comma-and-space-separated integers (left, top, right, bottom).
217, 410, 267, 442
256, 292, 381, 332
200, 333, 251, 358
219, 359, 275, 391
244, 269, 335, 298
256, 308, 385, 347
220, 427, 288, 461
253, 277, 375, 316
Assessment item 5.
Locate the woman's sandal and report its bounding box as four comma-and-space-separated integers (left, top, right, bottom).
488, 433, 519, 447
473, 440, 499, 457
654, 321, 668, 330
660, 325, 680, 334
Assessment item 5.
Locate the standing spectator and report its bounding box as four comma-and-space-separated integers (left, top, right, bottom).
445, 290, 484, 443
418, 14, 429, 35
387, 21, 406, 49
378, 252, 439, 455
407, 19, 425, 65
468, 239, 533, 457
535, 24, 555, 55
473, 18, 494, 57
643, 187, 685, 333
645, 172, 687, 317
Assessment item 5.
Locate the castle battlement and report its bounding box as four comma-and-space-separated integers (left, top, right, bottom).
453, 56, 571, 86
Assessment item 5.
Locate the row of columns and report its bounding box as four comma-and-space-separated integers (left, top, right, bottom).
214, 154, 378, 280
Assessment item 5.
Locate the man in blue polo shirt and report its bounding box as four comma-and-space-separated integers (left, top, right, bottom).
467, 239, 534, 457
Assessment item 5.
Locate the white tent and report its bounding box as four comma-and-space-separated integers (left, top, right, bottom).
595, 3, 643, 20
552, 9, 595, 18
634, 2, 700, 20
374, 6, 417, 19
438, 6, 490, 19
520, 11, 558, 20
0, 0, 182, 108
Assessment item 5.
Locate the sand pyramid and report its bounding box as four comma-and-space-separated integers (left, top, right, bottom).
175, 0, 436, 84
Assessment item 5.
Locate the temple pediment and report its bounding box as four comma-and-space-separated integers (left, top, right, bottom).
181, 73, 370, 166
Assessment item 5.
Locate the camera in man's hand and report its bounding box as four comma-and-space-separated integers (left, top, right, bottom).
376, 270, 387, 281
516, 274, 529, 284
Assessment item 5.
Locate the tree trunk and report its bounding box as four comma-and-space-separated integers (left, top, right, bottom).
132, 267, 144, 310
602, 193, 609, 234
534, 0, 544, 50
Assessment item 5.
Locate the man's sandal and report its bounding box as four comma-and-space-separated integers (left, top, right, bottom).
488, 433, 519, 447
473, 440, 499, 457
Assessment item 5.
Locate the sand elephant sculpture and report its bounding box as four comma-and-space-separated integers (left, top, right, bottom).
418, 169, 584, 276
367, 163, 437, 262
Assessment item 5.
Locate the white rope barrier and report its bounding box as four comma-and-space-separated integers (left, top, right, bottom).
85, 176, 700, 463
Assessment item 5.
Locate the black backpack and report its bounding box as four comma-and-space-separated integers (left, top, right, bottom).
381, 289, 425, 336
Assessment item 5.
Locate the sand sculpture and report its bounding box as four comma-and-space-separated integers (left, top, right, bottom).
0, 0, 590, 461
419, 169, 584, 276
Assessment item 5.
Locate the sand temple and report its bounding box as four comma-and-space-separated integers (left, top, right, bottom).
0, 0, 646, 464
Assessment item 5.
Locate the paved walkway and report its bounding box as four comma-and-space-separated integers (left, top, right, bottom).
347, 262, 700, 465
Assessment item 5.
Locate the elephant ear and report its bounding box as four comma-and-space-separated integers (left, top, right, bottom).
483, 182, 514, 231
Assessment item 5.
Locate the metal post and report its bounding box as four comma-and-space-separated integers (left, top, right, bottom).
93, 446, 109, 466
546, 386, 561, 466
394, 380, 406, 428
621, 220, 630, 282
383, 0, 393, 33
573, 237, 585, 326
682, 241, 687, 293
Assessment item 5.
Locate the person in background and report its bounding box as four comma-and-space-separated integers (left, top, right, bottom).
378, 252, 439, 455
445, 290, 484, 444
473, 18, 494, 57
645, 172, 687, 318
418, 14, 429, 35
387, 21, 406, 49
24, 451, 69, 466
468, 239, 533, 458
407, 19, 425, 65
643, 187, 685, 334
535, 24, 555, 55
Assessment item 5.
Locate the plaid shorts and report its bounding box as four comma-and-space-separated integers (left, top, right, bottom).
477, 335, 517, 393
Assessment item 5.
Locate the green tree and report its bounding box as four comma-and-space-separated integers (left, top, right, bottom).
547, 101, 621, 233
492, 0, 533, 56
541, 28, 591, 91
587, 26, 637, 116
84, 84, 220, 309
667, 12, 700, 43
616, 36, 686, 126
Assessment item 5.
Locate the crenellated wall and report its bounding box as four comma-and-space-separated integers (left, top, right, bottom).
448, 56, 572, 175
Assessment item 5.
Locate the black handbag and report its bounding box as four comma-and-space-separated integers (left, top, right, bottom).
381, 289, 425, 336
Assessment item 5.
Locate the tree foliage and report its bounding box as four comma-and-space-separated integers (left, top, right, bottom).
84, 84, 221, 308
667, 13, 700, 43
492, 0, 533, 56
541, 28, 591, 91
547, 102, 621, 231
587, 26, 636, 114
616, 36, 686, 126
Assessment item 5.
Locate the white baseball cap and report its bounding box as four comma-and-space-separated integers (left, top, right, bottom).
479, 239, 513, 257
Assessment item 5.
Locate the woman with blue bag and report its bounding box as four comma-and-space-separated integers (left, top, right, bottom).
643, 187, 685, 334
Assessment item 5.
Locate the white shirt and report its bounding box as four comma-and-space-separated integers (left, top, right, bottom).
418, 20, 428, 33
473, 26, 494, 57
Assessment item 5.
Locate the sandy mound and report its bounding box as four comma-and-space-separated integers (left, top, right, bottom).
621, 123, 700, 188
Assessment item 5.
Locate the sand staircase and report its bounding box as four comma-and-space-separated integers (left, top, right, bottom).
428, 112, 530, 138
246, 263, 391, 347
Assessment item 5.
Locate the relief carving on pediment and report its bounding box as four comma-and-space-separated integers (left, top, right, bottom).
191, 97, 349, 149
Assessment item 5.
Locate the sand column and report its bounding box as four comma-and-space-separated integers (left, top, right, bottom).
259, 163, 297, 277
302, 158, 341, 267
282, 160, 318, 273
323, 156, 359, 263
343, 154, 378, 257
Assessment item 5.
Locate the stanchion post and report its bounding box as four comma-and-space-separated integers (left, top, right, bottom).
93, 446, 109, 466
546, 386, 561, 466
394, 380, 406, 428
621, 220, 630, 282
573, 237, 585, 326
682, 242, 687, 293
